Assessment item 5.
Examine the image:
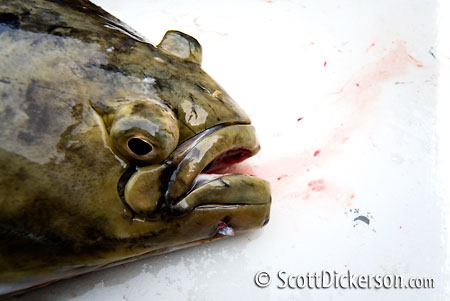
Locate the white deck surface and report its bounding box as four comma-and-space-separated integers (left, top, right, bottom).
10, 0, 450, 300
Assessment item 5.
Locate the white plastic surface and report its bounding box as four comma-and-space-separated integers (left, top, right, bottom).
9, 0, 450, 300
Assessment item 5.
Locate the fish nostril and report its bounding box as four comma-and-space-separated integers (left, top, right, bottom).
128, 138, 153, 156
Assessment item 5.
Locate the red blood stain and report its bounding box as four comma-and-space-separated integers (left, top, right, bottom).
366, 42, 376, 52
407, 54, 424, 67
297, 117, 304, 121
312, 185, 325, 192
277, 174, 288, 181
308, 179, 326, 192
349, 193, 355, 199
308, 179, 324, 186
226, 42, 414, 206
324, 61, 327, 67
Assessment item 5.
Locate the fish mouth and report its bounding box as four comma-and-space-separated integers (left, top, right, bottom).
124, 124, 271, 228
166, 124, 270, 215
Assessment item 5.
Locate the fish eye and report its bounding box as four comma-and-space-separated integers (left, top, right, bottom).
127, 137, 153, 156
110, 100, 179, 164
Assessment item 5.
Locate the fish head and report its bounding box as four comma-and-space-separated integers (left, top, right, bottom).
92, 30, 271, 250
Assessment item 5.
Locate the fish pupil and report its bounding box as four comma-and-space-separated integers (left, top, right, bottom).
128, 138, 152, 156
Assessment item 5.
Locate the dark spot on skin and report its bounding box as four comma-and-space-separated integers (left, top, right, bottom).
17, 131, 35, 145
0, 105, 14, 124
195, 83, 206, 92
0, 13, 20, 29
11, 166, 27, 181
23, 81, 52, 135
131, 102, 145, 114
0, 221, 75, 256
48, 25, 73, 36
155, 228, 167, 235
153, 78, 172, 92
70, 103, 83, 121
82, 227, 104, 243
99, 64, 128, 75
187, 96, 200, 123
17, 94, 51, 146
221, 216, 231, 224
46, 0, 74, 7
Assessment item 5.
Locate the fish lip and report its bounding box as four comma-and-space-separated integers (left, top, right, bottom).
164, 124, 269, 213
170, 174, 271, 216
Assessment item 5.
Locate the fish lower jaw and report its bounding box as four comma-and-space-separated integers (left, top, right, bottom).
170, 173, 271, 216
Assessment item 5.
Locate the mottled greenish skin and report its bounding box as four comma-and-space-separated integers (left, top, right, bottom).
0, 0, 271, 297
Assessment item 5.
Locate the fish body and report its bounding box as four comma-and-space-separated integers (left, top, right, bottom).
0, 0, 271, 297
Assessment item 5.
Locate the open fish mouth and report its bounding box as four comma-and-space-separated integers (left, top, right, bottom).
166, 124, 270, 215
124, 124, 271, 224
